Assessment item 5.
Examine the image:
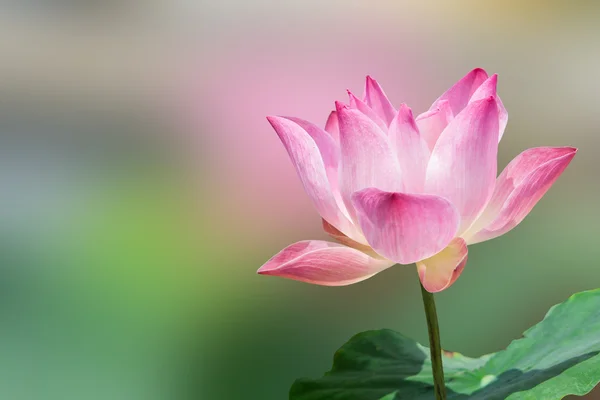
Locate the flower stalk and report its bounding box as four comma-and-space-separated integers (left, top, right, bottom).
420, 281, 447, 400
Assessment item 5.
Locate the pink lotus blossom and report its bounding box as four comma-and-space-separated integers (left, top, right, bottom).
257, 69, 577, 292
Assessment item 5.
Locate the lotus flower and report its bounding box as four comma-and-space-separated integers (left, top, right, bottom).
257, 69, 576, 292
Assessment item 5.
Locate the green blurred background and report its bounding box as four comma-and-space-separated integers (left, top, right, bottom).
1, 0, 599, 399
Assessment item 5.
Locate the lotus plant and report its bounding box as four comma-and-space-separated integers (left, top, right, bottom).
257, 69, 577, 399
258, 68, 575, 293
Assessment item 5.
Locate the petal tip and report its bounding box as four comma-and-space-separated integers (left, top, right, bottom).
257, 262, 276, 275
561, 147, 578, 160
397, 103, 411, 112
335, 101, 349, 112
266, 115, 283, 126
471, 67, 489, 77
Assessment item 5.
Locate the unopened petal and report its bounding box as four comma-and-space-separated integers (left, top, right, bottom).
336, 103, 404, 219
466, 147, 577, 244
351, 188, 460, 264
469, 74, 508, 142
389, 104, 431, 193
324, 111, 340, 142
257, 240, 394, 286
364, 76, 396, 126
347, 90, 387, 131
425, 97, 500, 233
415, 100, 453, 151
429, 68, 489, 116
417, 238, 468, 293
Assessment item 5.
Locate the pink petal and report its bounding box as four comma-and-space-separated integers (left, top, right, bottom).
466, 147, 577, 244
267, 116, 352, 233
425, 96, 500, 233
336, 102, 404, 218
351, 188, 460, 264
257, 240, 394, 286
324, 111, 340, 142
469, 74, 508, 142
417, 238, 468, 293
282, 116, 344, 207
363, 76, 397, 126
282, 116, 339, 172
430, 68, 489, 116
415, 100, 453, 151
389, 104, 431, 193
347, 90, 388, 131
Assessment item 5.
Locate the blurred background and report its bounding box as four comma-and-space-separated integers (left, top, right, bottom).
1, 0, 599, 399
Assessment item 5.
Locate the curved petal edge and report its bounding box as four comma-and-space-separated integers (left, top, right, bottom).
351, 188, 460, 264
389, 104, 431, 193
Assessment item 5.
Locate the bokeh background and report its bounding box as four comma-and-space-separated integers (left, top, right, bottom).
2, 0, 599, 399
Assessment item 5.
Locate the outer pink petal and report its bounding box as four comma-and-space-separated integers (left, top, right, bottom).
415, 100, 453, 151
389, 104, 431, 193
466, 147, 577, 244
257, 240, 394, 286
351, 188, 460, 264
336, 102, 404, 218
283, 116, 339, 172
469, 74, 508, 142
347, 90, 388, 132
425, 97, 500, 233
283, 116, 352, 221
267, 116, 352, 233
363, 76, 396, 126
430, 68, 489, 116
417, 238, 468, 293
324, 111, 340, 142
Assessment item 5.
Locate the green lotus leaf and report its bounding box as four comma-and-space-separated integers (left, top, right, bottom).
291, 289, 600, 400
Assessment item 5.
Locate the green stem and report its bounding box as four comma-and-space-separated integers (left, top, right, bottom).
420, 281, 447, 400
